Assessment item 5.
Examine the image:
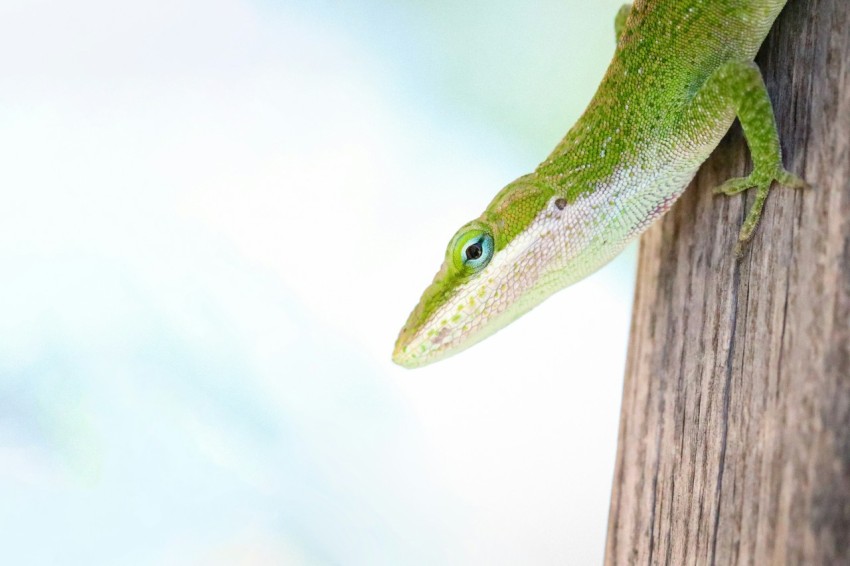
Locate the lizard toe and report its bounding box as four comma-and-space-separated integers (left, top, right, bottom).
776, 169, 811, 190
714, 176, 757, 195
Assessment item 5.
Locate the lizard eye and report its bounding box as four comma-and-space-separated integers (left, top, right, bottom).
452, 229, 494, 272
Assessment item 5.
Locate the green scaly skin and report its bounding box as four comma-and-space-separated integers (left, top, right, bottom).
393, 0, 807, 369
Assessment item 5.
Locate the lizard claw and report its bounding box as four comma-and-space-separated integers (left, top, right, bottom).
714, 167, 810, 256
714, 176, 756, 195
714, 168, 810, 195
775, 169, 811, 190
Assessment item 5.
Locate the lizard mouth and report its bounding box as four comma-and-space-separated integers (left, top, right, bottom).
391, 336, 422, 369
391, 323, 418, 368
392, 311, 454, 369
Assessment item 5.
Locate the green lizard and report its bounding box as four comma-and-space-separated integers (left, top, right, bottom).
393, 0, 807, 369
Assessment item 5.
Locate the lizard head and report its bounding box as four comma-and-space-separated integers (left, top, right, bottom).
393, 174, 572, 368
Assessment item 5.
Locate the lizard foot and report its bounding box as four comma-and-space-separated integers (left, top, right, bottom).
713, 168, 810, 258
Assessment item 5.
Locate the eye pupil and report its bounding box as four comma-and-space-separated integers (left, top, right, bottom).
465, 243, 483, 261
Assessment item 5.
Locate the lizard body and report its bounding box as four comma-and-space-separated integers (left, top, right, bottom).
393, 0, 806, 368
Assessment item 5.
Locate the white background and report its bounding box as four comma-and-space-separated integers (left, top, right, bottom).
0, 0, 633, 563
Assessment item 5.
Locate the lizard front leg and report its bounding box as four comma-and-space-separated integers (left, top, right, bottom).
679, 60, 808, 257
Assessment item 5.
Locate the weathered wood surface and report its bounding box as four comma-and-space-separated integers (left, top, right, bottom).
605, 1, 849, 564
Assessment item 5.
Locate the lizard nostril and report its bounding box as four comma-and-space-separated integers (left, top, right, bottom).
555, 198, 567, 210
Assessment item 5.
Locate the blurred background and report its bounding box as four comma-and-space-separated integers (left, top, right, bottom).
0, 0, 635, 563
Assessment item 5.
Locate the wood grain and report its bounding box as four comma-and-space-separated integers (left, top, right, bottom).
604, 1, 849, 564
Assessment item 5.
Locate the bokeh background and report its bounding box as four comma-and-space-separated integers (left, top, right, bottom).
0, 0, 635, 563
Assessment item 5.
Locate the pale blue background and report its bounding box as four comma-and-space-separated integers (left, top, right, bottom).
0, 0, 633, 563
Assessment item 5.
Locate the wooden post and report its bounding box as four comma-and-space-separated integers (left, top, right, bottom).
605, 1, 849, 564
